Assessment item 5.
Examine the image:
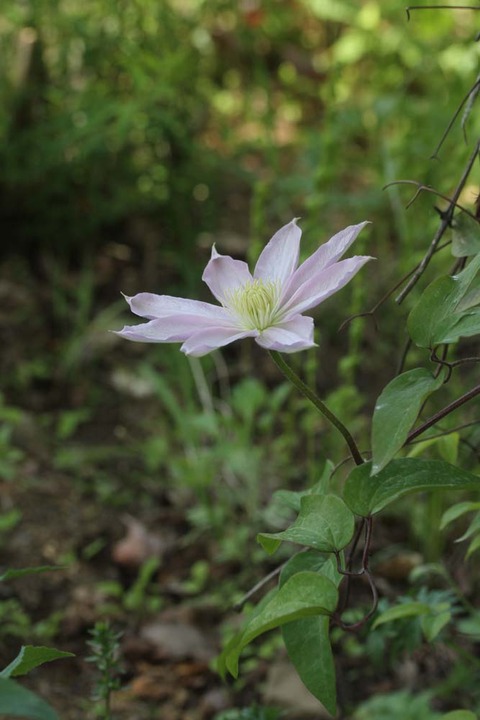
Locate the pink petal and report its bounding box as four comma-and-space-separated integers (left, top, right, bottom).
284, 222, 370, 300
254, 219, 301, 288
115, 308, 236, 343
181, 327, 258, 357
123, 292, 230, 321
202, 246, 253, 304
255, 315, 316, 353
281, 256, 373, 317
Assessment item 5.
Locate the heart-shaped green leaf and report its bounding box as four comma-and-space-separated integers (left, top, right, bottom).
258, 494, 355, 554
222, 571, 338, 677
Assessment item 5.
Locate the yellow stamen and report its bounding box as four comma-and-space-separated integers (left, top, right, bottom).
227, 279, 280, 330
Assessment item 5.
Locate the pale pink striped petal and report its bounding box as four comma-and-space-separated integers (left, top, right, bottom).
255, 315, 316, 353
123, 292, 229, 321
281, 256, 373, 318
202, 246, 253, 304
115, 308, 236, 343
283, 222, 370, 300
254, 219, 301, 288
181, 327, 257, 357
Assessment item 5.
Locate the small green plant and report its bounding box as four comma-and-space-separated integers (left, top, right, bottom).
0, 567, 74, 720
86, 621, 123, 720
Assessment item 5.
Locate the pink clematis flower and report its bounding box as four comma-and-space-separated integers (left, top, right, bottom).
116, 219, 372, 357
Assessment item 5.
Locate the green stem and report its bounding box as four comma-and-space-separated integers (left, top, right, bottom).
269, 351, 364, 466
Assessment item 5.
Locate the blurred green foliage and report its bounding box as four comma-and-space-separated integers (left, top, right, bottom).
2, 3, 480, 715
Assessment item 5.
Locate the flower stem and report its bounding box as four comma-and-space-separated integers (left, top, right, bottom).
269, 351, 364, 466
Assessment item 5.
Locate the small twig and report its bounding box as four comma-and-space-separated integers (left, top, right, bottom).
431, 78, 480, 159
396, 337, 412, 376
340, 239, 452, 334
332, 568, 379, 632
396, 140, 480, 304
406, 382, 480, 444
384, 180, 480, 222
233, 560, 290, 612
407, 419, 480, 444
406, 4, 480, 22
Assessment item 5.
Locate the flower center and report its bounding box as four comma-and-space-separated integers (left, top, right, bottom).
227, 279, 280, 330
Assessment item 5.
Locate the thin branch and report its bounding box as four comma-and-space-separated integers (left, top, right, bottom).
396, 139, 480, 304
383, 180, 480, 222
233, 560, 289, 612
332, 569, 379, 632
406, 5, 480, 22
396, 337, 413, 376
407, 419, 480, 444
431, 78, 480, 159
406, 383, 480, 444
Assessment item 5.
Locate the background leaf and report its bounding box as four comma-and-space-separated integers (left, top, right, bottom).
371, 368, 445, 475
451, 214, 480, 257
0, 677, 59, 719
0, 567, 62, 583
343, 459, 480, 516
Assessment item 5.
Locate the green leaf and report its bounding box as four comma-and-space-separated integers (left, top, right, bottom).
421, 607, 451, 642
224, 571, 338, 677
373, 600, 451, 642
343, 459, 480, 517
282, 617, 335, 716
258, 495, 355, 554
408, 253, 480, 347
441, 711, 477, 720
273, 461, 335, 513
371, 368, 445, 475
0, 677, 59, 719
451, 213, 480, 258
440, 501, 480, 530
279, 550, 341, 587
454, 513, 480, 543
0, 566, 63, 583
279, 553, 341, 716
372, 601, 431, 629
0, 646, 74, 679
466, 533, 480, 559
